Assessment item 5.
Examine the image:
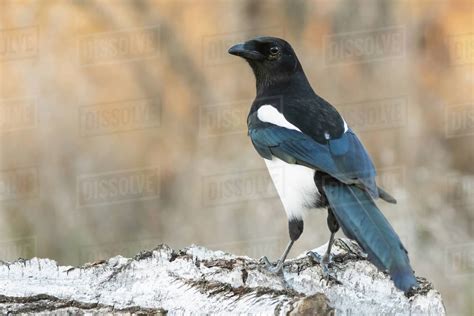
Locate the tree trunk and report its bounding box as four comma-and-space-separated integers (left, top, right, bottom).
0, 238, 445, 315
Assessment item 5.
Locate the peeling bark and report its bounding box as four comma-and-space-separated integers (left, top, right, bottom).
0, 238, 445, 315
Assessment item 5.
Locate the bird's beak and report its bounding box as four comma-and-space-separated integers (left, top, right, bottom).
228, 42, 264, 60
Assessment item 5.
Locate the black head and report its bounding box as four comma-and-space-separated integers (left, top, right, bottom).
228, 37, 303, 89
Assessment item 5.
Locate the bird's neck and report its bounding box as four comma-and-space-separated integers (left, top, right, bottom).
255, 70, 314, 98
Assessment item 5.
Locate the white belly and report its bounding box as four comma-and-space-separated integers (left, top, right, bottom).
264, 157, 320, 220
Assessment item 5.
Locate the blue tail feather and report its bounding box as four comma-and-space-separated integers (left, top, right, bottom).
322, 181, 418, 293
391, 267, 418, 293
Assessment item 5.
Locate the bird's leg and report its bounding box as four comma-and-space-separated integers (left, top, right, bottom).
307, 207, 340, 283
260, 240, 294, 274
321, 231, 336, 274
322, 207, 339, 279
260, 218, 303, 275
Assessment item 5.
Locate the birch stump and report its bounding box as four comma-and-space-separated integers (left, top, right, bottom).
0, 238, 445, 315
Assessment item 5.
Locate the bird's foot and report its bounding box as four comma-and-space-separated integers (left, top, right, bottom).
306, 251, 341, 285
259, 256, 283, 275
306, 250, 323, 262
320, 254, 341, 284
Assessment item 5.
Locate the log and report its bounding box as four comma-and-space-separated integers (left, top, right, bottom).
0, 238, 445, 315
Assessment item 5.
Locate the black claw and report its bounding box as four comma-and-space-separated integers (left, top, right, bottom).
307, 251, 323, 263
259, 256, 283, 274
259, 256, 272, 266
307, 252, 342, 285
320, 272, 342, 285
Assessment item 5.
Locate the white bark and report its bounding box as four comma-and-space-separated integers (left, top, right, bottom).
0, 238, 445, 315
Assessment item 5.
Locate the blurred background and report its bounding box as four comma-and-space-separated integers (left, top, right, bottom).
0, 0, 472, 314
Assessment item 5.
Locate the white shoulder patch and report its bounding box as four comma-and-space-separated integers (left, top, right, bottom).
342, 115, 349, 132
257, 105, 301, 132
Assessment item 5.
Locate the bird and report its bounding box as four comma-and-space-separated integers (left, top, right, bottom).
228, 36, 418, 293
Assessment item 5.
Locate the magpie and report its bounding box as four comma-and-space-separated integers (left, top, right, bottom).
228, 36, 418, 293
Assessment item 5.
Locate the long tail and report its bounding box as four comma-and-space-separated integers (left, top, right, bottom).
322, 181, 417, 293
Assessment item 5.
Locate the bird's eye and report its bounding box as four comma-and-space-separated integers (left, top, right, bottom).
269, 46, 280, 55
